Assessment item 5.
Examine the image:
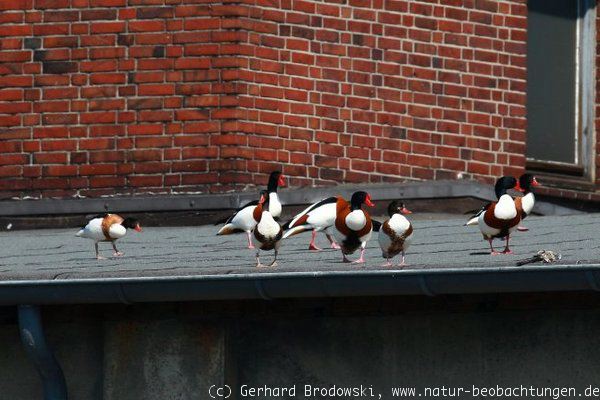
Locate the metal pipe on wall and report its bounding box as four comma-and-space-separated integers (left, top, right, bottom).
18, 305, 68, 400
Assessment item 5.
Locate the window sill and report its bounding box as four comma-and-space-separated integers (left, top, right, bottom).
526, 170, 595, 192
526, 159, 595, 192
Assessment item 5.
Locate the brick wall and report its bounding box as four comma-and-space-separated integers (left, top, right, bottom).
0, 0, 527, 200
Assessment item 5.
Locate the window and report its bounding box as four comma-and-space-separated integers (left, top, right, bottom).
526, 0, 595, 180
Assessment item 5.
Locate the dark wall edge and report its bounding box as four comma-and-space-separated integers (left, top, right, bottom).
0, 180, 580, 217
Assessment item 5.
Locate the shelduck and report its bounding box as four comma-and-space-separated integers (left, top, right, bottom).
216, 170, 285, 248
464, 175, 521, 227
281, 197, 341, 250
471, 176, 522, 255
76, 213, 142, 259
251, 191, 283, 267
217, 192, 263, 249
378, 201, 413, 267
515, 173, 539, 231
332, 191, 375, 264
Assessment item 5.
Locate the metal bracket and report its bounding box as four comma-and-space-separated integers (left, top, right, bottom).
254, 279, 273, 301
418, 275, 436, 297
18, 305, 68, 400
585, 271, 600, 292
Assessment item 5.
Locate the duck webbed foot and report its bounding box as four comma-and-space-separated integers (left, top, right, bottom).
381, 258, 393, 268
351, 248, 366, 264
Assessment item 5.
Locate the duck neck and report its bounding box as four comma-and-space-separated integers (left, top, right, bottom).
350, 202, 362, 211
267, 177, 278, 193
495, 187, 508, 198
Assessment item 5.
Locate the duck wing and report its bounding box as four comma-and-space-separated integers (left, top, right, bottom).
282, 197, 338, 230
465, 203, 491, 226
214, 199, 259, 225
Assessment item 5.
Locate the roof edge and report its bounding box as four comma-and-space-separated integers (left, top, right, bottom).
2, 265, 600, 306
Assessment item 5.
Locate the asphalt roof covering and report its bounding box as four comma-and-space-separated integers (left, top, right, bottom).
0, 212, 598, 282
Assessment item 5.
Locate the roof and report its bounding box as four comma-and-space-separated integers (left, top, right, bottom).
1, 213, 600, 305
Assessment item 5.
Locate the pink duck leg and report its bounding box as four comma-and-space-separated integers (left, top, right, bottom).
247, 231, 255, 249
308, 230, 321, 251
502, 235, 513, 254
489, 238, 500, 256
397, 251, 406, 267
111, 241, 123, 257
326, 233, 341, 249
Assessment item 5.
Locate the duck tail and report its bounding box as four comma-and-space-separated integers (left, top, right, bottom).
464, 217, 479, 226
217, 224, 243, 235
372, 219, 382, 232
282, 225, 312, 239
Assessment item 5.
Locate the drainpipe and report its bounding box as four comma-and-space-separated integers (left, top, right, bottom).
18, 305, 67, 400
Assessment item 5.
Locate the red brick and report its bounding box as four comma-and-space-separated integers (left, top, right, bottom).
33, 127, 68, 138
129, 20, 165, 33
90, 22, 125, 34
33, 153, 67, 164
138, 84, 175, 96
43, 165, 77, 176
80, 164, 117, 175
0, 102, 30, 114
136, 137, 172, 148
79, 139, 114, 150
128, 175, 163, 187
41, 140, 77, 151
89, 176, 125, 188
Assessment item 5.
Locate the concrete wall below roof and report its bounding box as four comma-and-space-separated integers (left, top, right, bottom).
2, 295, 600, 400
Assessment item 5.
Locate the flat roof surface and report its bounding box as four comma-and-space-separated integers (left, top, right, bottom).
1, 213, 597, 281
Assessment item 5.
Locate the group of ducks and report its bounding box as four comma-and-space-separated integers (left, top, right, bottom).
76, 170, 539, 266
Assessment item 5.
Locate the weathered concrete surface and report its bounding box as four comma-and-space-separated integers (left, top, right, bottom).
0, 213, 599, 281
0, 318, 103, 399
236, 308, 600, 399
1, 296, 600, 400
102, 319, 226, 400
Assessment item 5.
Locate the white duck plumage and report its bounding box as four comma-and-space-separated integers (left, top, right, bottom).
216, 199, 260, 248
345, 209, 367, 231
493, 194, 518, 220
268, 192, 282, 219
266, 171, 285, 220
252, 194, 283, 268
282, 197, 340, 250
521, 192, 535, 216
